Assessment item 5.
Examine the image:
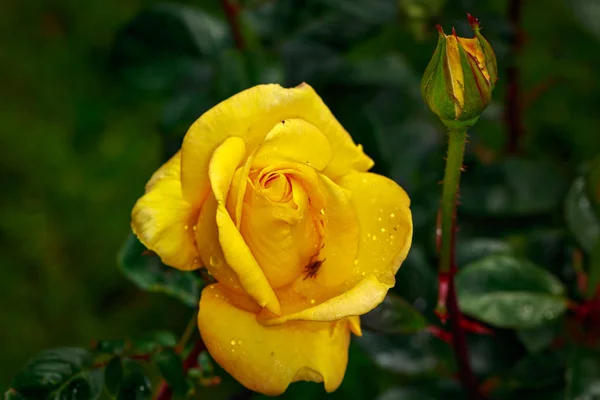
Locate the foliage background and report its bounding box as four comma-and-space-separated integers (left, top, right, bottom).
2, 0, 600, 398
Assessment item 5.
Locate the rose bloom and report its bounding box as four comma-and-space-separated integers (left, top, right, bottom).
131, 84, 412, 395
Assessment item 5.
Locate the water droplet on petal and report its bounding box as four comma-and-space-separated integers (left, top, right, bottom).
184, 225, 189, 230
354, 259, 359, 265
310, 299, 315, 304
381, 228, 386, 232
231, 339, 236, 345
390, 213, 395, 218
320, 208, 325, 215
372, 235, 377, 240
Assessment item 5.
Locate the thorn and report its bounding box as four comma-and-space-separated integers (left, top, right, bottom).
427, 325, 453, 343
461, 318, 494, 335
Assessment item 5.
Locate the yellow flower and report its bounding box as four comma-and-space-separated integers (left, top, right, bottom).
131, 83, 413, 395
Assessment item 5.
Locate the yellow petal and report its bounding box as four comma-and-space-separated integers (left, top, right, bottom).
445, 35, 465, 116
458, 37, 489, 81
240, 174, 321, 288
260, 275, 389, 325
195, 193, 244, 292
253, 119, 332, 171
339, 172, 412, 286
198, 284, 352, 395
181, 83, 373, 206
208, 137, 281, 315
131, 151, 200, 270
253, 164, 360, 289
259, 172, 412, 324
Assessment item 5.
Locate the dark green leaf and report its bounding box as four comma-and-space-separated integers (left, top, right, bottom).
9, 348, 102, 400
468, 333, 523, 378
394, 245, 438, 320
91, 340, 126, 356
510, 349, 566, 389
129, 330, 178, 354
455, 237, 513, 267
376, 378, 463, 400
213, 49, 253, 101
516, 317, 563, 354
109, 4, 230, 93
51, 370, 104, 400
4, 390, 28, 400
104, 358, 124, 395
565, 176, 600, 253
456, 255, 568, 329
153, 349, 189, 397
461, 158, 567, 217
356, 331, 455, 376
569, 0, 600, 40
118, 233, 201, 307
566, 346, 600, 399
361, 292, 428, 334
116, 367, 151, 400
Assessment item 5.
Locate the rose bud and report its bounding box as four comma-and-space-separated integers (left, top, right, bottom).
421, 14, 498, 130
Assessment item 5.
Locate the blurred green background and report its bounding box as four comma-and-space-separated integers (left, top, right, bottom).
3, 0, 600, 397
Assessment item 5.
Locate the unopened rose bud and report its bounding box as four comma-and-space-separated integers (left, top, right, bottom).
421, 14, 498, 130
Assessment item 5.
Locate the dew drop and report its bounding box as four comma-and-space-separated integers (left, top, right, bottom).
193, 225, 197, 231
354, 259, 359, 266
381, 228, 386, 232
372, 235, 377, 240
377, 217, 382, 221
310, 299, 315, 304
209, 256, 221, 268
184, 225, 189, 230
231, 339, 237, 345
320, 208, 325, 215
390, 213, 395, 218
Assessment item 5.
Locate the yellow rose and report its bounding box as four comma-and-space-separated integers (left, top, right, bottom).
131, 83, 413, 395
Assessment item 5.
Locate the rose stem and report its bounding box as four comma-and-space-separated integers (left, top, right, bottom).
220, 0, 245, 50
436, 129, 484, 400
505, 0, 524, 155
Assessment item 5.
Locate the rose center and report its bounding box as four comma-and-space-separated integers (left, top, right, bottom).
258, 171, 293, 203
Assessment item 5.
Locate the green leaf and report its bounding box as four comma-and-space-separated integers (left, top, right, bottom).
109, 3, 230, 93
394, 245, 438, 320
104, 358, 124, 395
566, 176, 600, 253
4, 390, 28, 400
455, 255, 568, 329
213, 49, 253, 101
566, 346, 600, 399
92, 340, 126, 356
461, 158, 567, 217
8, 348, 103, 400
455, 237, 513, 267
467, 333, 523, 378
116, 363, 152, 400
356, 331, 455, 376
129, 330, 178, 354
376, 378, 464, 400
361, 293, 428, 334
153, 349, 190, 397
117, 233, 201, 307
516, 317, 563, 354
510, 349, 566, 389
